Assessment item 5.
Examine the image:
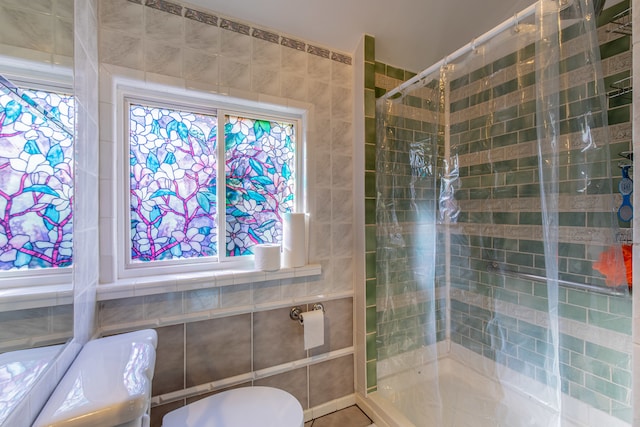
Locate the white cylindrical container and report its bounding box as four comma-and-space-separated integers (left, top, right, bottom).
254, 244, 281, 271
282, 213, 306, 268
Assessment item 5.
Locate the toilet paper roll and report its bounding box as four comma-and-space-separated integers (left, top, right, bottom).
253, 244, 281, 271
302, 309, 324, 350
282, 213, 306, 268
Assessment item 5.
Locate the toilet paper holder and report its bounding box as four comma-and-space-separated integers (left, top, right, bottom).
290, 303, 324, 324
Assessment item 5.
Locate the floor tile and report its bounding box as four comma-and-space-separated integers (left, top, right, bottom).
309, 405, 372, 427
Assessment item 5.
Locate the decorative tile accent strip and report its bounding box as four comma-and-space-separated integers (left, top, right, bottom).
145, 0, 183, 16
307, 45, 330, 59
252, 28, 280, 44
281, 37, 306, 52
136, 1, 351, 66
331, 52, 352, 65
184, 8, 218, 26
220, 18, 251, 36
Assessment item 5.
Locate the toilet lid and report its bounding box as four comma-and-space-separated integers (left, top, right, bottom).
162, 386, 304, 427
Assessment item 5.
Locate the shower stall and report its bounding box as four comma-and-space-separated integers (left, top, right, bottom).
368, 0, 633, 425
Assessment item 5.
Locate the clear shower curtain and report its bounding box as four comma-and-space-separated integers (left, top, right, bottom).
375, 0, 631, 425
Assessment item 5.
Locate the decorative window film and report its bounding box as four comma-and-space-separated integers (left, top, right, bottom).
225, 115, 295, 256
128, 102, 297, 264
0, 86, 74, 272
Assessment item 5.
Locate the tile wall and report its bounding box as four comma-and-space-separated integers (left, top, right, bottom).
96, 0, 356, 425
0, 0, 76, 355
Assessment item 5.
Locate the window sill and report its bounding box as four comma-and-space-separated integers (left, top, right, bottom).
97, 264, 322, 301
0, 284, 73, 312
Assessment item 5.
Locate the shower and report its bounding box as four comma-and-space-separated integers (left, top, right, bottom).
368, 0, 633, 425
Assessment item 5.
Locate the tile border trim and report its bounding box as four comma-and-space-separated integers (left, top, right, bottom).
128, 0, 352, 64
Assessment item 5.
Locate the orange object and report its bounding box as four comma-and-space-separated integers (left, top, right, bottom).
593, 244, 632, 290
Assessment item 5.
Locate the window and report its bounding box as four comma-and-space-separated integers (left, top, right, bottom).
124, 95, 301, 273
0, 82, 74, 276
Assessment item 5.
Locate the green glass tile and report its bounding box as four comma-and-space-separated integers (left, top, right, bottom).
365, 171, 376, 198
559, 212, 585, 227
366, 360, 377, 388
469, 88, 491, 107
494, 288, 519, 304
566, 289, 608, 311
600, 36, 630, 61
493, 185, 518, 199
608, 106, 630, 125
469, 63, 492, 83
405, 70, 417, 80
609, 297, 632, 317
375, 61, 386, 75
493, 159, 517, 172
587, 310, 632, 335
559, 303, 587, 322
611, 368, 632, 388
585, 342, 631, 369
506, 251, 533, 267
505, 115, 534, 133
365, 62, 376, 90
492, 133, 517, 148
492, 52, 517, 72
374, 87, 387, 98
450, 97, 470, 113
365, 198, 376, 225
558, 242, 585, 259
519, 239, 544, 254
365, 116, 376, 143
469, 115, 489, 130
366, 279, 376, 306
366, 251, 376, 280
450, 121, 469, 134
364, 35, 375, 62
519, 43, 535, 61
365, 143, 376, 171
519, 294, 549, 311
366, 332, 377, 361
386, 65, 405, 80
597, 0, 630, 27
585, 375, 628, 402
569, 384, 610, 413
366, 307, 377, 333
611, 402, 633, 424
518, 183, 540, 198
560, 333, 584, 353
365, 89, 375, 117
365, 225, 376, 252
560, 363, 585, 385
450, 74, 469, 91
493, 79, 519, 98
492, 212, 518, 225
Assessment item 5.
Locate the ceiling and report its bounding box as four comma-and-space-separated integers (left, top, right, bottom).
188, 0, 542, 72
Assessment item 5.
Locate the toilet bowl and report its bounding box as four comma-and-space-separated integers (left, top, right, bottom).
161, 386, 304, 427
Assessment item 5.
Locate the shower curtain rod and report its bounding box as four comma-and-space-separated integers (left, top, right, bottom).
382, 2, 538, 100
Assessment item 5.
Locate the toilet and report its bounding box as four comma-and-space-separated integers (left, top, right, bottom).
161, 386, 304, 427
32, 329, 303, 427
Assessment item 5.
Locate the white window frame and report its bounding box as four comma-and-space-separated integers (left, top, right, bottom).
115, 82, 307, 280
0, 57, 74, 291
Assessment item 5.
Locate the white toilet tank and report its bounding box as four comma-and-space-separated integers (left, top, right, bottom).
33, 330, 157, 427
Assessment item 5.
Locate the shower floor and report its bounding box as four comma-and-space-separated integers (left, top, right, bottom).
363, 345, 629, 427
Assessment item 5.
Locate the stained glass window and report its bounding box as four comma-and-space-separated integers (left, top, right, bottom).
129, 103, 218, 262
128, 102, 296, 263
225, 115, 295, 256
0, 87, 74, 272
